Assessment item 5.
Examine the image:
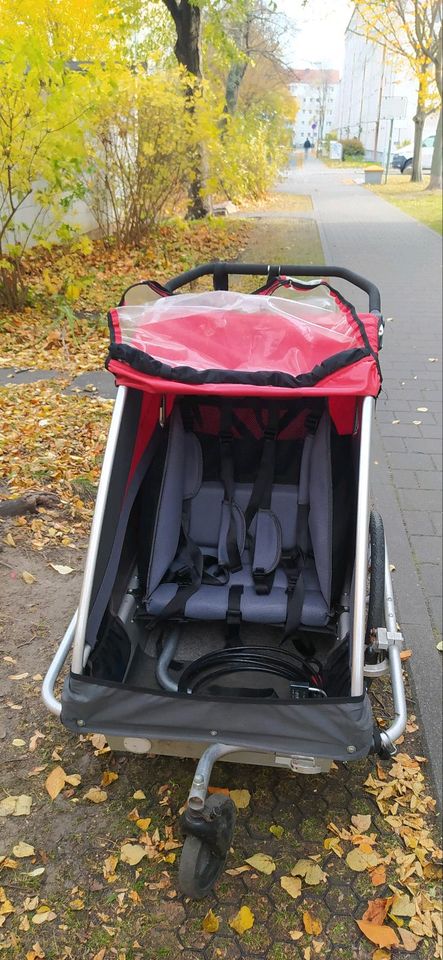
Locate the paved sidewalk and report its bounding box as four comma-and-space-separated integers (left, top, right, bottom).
280, 158, 442, 804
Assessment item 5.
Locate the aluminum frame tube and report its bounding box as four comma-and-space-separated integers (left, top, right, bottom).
380, 543, 407, 750
41, 612, 77, 716
351, 396, 375, 696
71, 387, 127, 675
188, 743, 241, 811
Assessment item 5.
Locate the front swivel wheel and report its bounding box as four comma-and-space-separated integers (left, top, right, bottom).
178, 794, 237, 898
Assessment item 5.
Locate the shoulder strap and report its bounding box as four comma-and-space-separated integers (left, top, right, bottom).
219, 403, 243, 572
284, 412, 320, 638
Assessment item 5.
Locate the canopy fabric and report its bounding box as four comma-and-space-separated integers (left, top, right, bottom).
107, 286, 381, 398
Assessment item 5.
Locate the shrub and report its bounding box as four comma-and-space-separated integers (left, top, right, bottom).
340, 137, 365, 159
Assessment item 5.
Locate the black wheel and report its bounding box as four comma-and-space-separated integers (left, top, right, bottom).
178, 795, 236, 899
366, 510, 385, 643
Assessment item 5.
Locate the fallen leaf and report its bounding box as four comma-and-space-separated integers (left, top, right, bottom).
45, 766, 67, 800
32, 908, 57, 925
12, 738, 26, 747
323, 836, 343, 857
27, 868, 45, 878
417, 407, 428, 412
26, 944, 45, 960
280, 875, 302, 899
0, 794, 32, 817
346, 848, 379, 872
132, 790, 146, 800
436, 640, 443, 652
9, 674, 29, 681
362, 897, 394, 925
12, 842, 35, 859
351, 815, 372, 833
370, 865, 386, 886
228, 905, 254, 935
207, 786, 230, 797
244, 853, 276, 875
69, 899, 84, 910
391, 894, 415, 917
400, 649, 412, 661
103, 855, 119, 881
29, 731, 45, 752
289, 930, 303, 941
312, 941, 324, 955
356, 920, 399, 948
269, 824, 284, 839
136, 818, 151, 831
202, 909, 220, 933
397, 928, 422, 952
22, 570, 36, 584
64, 774, 81, 787
371, 950, 391, 960
303, 911, 322, 935
225, 865, 251, 876
229, 789, 250, 809
49, 564, 74, 575
291, 859, 327, 885
4, 533, 16, 547
101, 771, 119, 787
120, 843, 146, 866
83, 788, 107, 804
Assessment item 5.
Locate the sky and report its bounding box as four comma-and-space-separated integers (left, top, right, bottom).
278, 0, 354, 72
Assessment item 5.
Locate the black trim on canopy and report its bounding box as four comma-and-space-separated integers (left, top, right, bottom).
106, 343, 372, 389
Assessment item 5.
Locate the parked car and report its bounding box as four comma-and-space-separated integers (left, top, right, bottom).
397, 135, 435, 173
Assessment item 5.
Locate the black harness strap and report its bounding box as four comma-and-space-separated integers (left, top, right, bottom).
226, 584, 244, 647
283, 412, 320, 639
219, 403, 242, 572
244, 404, 279, 531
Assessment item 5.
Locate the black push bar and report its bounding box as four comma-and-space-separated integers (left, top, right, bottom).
163, 261, 381, 314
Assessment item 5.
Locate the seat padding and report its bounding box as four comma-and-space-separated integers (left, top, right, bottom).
147, 555, 330, 627
188, 481, 299, 551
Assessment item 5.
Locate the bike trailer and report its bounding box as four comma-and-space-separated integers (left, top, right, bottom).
43, 262, 407, 897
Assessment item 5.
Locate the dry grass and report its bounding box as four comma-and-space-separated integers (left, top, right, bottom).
366, 175, 442, 234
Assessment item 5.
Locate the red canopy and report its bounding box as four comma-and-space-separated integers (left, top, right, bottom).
107, 286, 381, 399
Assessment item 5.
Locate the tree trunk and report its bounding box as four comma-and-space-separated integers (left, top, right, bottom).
411, 106, 424, 182
162, 0, 210, 219
427, 105, 442, 189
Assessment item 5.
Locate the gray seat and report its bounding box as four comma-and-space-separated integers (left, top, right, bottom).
145, 405, 333, 629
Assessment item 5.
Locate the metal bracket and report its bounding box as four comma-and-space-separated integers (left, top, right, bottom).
375, 627, 404, 651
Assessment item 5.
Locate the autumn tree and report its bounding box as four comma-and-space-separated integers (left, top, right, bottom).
353, 0, 441, 184
0, 0, 121, 308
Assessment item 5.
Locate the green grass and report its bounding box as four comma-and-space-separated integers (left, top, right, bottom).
366, 174, 442, 233
322, 158, 381, 168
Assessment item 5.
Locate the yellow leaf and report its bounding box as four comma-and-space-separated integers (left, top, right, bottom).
391, 894, 415, 917
0, 793, 32, 817
103, 854, 119, 880
101, 771, 119, 787
4, 533, 16, 546
12, 738, 26, 746
133, 790, 146, 800
244, 853, 276, 875
230, 789, 251, 809
32, 909, 57, 925
291, 859, 327, 885
49, 563, 74, 575
270, 824, 284, 839
280, 875, 302, 899
12, 842, 35, 858
228, 905, 254, 935
323, 836, 343, 856
22, 570, 37, 584
136, 818, 152, 831
64, 774, 81, 787
370, 865, 386, 886
69, 899, 84, 910
225, 865, 251, 876
45, 766, 67, 800
26, 944, 45, 960
372, 950, 391, 960
303, 912, 322, 936
312, 941, 324, 955
202, 909, 220, 933
120, 843, 146, 866
351, 815, 372, 832
84, 788, 107, 804
289, 930, 303, 940
346, 848, 379, 872
356, 920, 399, 948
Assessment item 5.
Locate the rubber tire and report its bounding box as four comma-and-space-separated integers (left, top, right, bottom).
401, 159, 412, 174
366, 510, 385, 641
178, 795, 236, 899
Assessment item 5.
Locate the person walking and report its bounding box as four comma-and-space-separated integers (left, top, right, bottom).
304, 138, 312, 160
